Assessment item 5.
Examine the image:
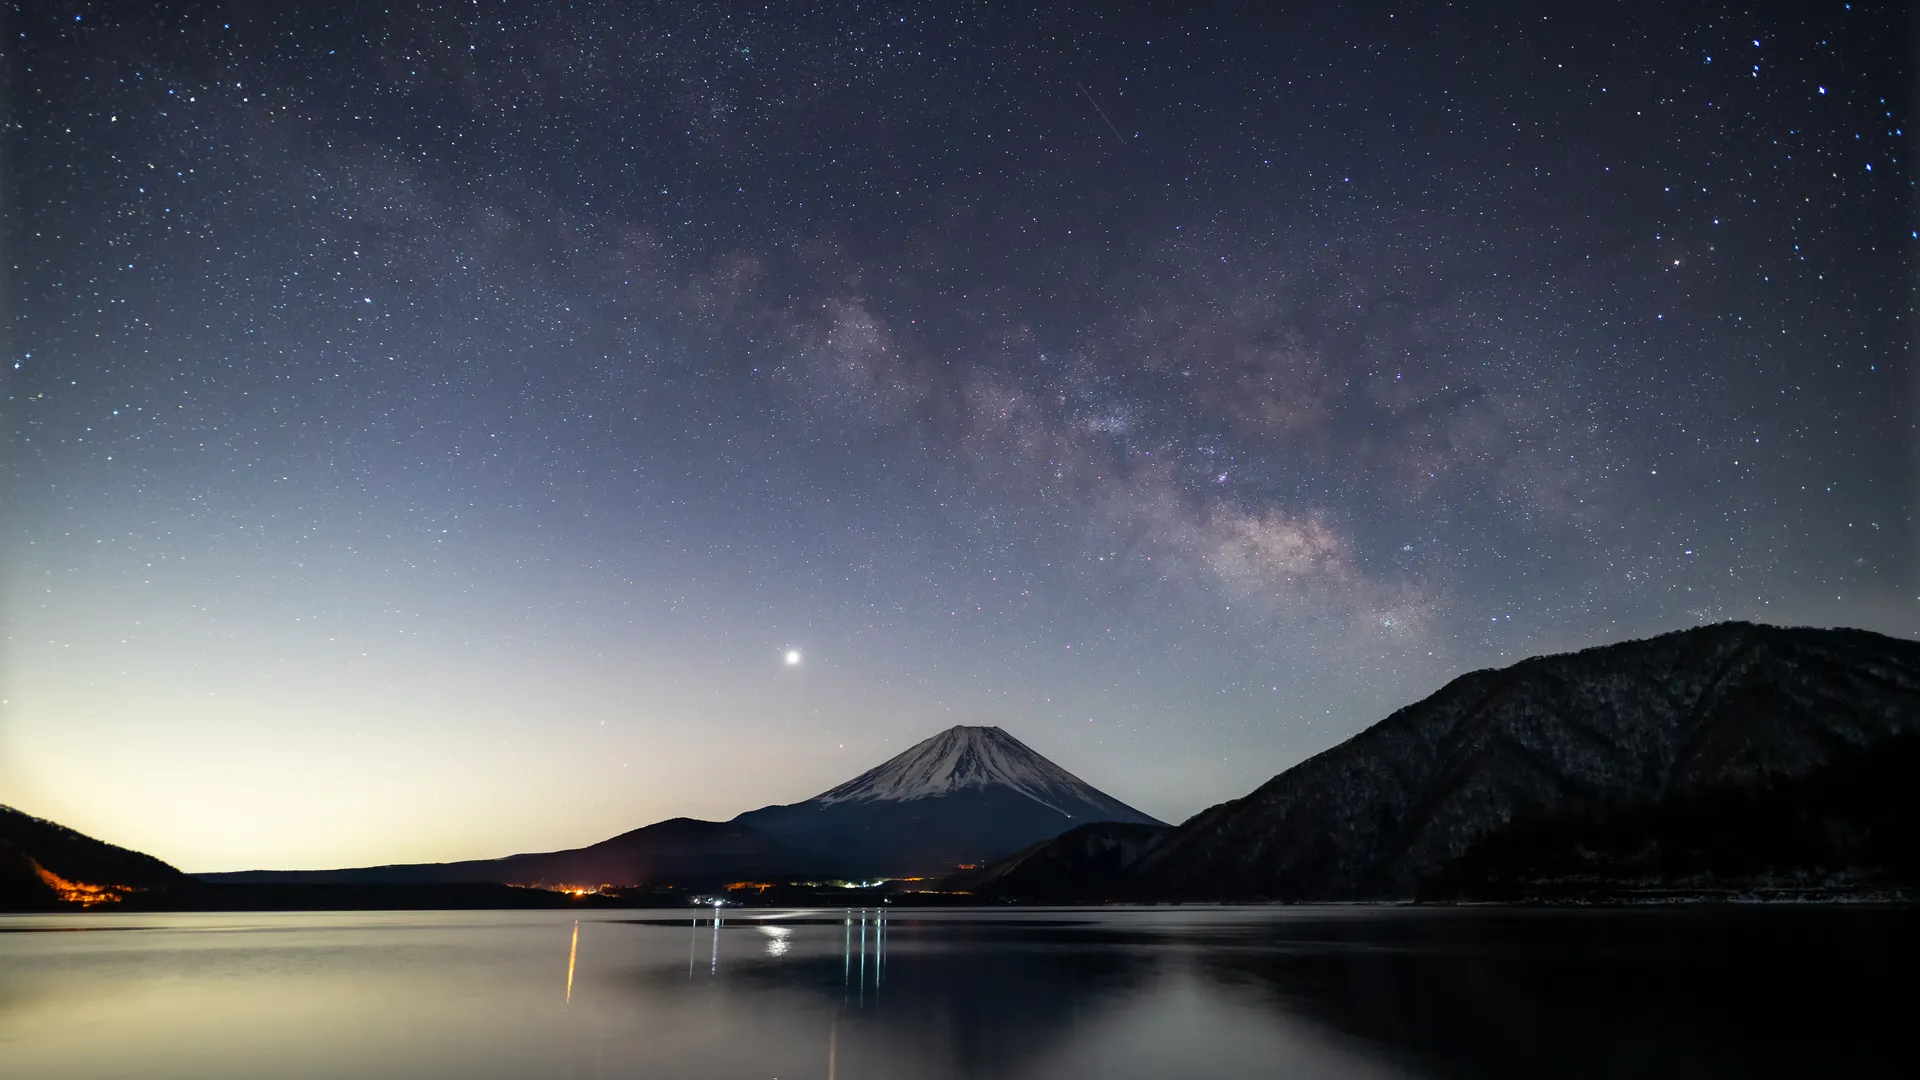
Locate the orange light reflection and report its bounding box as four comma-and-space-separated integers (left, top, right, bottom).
565, 920, 579, 1004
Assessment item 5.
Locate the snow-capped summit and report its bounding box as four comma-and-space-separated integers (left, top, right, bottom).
732, 725, 1161, 874
812, 725, 1125, 815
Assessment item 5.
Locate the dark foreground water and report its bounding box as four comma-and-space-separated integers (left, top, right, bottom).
0, 906, 1911, 1078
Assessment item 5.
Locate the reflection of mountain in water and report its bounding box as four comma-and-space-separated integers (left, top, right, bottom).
1187, 909, 1915, 1079
596, 909, 1917, 1078
828, 919, 1154, 1077
644, 914, 1158, 1079
8, 908, 1911, 1078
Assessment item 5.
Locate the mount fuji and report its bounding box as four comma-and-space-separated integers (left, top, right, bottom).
201, 725, 1158, 887
734, 725, 1163, 874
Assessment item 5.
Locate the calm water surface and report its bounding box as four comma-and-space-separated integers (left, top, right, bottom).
0, 906, 1910, 1078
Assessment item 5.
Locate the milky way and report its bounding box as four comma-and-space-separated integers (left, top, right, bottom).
3, 2, 1911, 870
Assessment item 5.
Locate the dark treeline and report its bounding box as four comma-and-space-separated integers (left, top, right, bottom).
1424, 734, 1920, 901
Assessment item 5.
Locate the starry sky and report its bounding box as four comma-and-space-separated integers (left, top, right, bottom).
2, 1, 1912, 872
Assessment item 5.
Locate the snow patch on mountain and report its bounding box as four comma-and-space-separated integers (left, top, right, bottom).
810, 726, 1132, 819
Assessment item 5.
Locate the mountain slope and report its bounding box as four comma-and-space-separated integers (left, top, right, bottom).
1, 805, 189, 909
202, 817, 819, 888
966, 821, 1173, 903
1421, 731, 1920, 899
1133, 623, 1920, 900
807, 725, 1144, 815
733, 725, 1162, 874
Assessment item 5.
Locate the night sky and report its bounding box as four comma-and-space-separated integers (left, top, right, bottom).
3, 1, 1912, 872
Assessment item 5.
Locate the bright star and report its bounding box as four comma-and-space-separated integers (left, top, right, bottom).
784, 648, 802, 666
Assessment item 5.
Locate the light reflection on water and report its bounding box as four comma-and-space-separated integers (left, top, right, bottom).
0, 906, 1910, 1078
565, 919, 578, 1005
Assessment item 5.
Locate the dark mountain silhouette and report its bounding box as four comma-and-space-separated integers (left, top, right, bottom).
203, 817, 822, 888
205, 725, 1158, 887
986, 623, 1920, 902
965, 821, 1172, 903
0, 804, 189, 909
1421, 732, 1920, 900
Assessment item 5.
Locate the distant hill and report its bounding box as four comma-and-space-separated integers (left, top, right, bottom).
985, 623, 1920, 902
205, 725, 1159, 887
965, 821, 1172, 903
0, 805, 189, 909
202, 817, 823, 889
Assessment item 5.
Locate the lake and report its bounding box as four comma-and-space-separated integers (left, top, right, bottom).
0, 906, 1910, 1078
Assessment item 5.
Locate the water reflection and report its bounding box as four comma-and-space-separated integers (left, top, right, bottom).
0, 907, 1909, 1078
830, 909, 888, 1005
564, 919, 578, 1004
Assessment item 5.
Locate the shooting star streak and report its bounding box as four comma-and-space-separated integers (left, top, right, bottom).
1076, 80, 1129, 147
565, 920, 579, 1004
